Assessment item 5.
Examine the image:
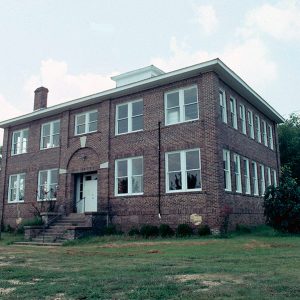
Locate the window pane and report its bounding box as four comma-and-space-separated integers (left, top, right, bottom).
118, 178, 128, 194
42, 136, 51, 149
167, 107, 180, 124
118, 104, 128, 119
184, 103, 198, 121
132, 101, 143, 116
52, 134, 60, 147
53, 121, 60, 134
49, 184, 57, 199
168, 172, 182, 190
184, 87, 197, 104
89, 121, 97, 132
50, 170, 58, 185
77, 124, 85, 135
22, 131, 28, 153
117, 160, 127, 177
118, 119, 128, 134
132, 115, 143, 131
77, 114, 86, 125
168, 153, 181, 172
19, 175, 25, 201
132, 158, 143, 175
166, 92, 179, 108
13, 132, 21, 144
89, 111, 97, 122
42, 124, 51, 136
187, 170, 201, 189
40, 171, 48, 186
186, 150, 200, 170
132, 175, 143, 193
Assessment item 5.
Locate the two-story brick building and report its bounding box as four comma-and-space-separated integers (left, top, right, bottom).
0, 58, 284, 236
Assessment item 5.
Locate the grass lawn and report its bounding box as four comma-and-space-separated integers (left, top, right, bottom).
0, 227, 300, 299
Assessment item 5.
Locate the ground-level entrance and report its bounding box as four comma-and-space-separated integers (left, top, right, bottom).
75, 173, 98, 213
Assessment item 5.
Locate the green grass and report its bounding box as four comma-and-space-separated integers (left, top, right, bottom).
1, 227, 300, 299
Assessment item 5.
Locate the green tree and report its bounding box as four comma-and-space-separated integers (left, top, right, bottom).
278, 113, 300, 184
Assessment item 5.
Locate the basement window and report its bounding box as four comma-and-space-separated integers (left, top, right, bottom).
8, 173, 25, 203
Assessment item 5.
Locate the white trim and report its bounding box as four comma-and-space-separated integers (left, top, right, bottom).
75, 110, 98, 136
262, 120, 268, 147
243, 158, 251, 195
11, 128, 29, 156
219, 89, 227, 124
37, 168, 59, 201
252, 161, 259, 196
223, 149, 231, 191
8, 173, 26, 203
267, 167, 271, 187
239, 104, 247, 135
40, 120, 60, 150
248, 110, 254, 139
233, 154, 242, 193
260, 164, 265, 196
273, 169, 278, 187
268, 124, 274, 150
255, 115, 262, 143
230, 97, 238, 129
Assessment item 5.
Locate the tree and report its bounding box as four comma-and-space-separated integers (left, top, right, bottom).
278, 113, 300, 184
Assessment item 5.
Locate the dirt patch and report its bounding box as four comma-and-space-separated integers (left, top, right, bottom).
244, 240, 294, 250
146, 249, 161, 254
0, 287, 16, 295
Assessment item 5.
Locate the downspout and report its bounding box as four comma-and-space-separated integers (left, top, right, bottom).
158, 121, 162, 218
107, 100, 112, 226
274, 121, 280, 179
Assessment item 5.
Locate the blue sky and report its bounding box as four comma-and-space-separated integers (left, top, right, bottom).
0, 0, 300, 144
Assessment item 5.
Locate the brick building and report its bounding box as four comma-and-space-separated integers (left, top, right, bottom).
0, 59, 284, 234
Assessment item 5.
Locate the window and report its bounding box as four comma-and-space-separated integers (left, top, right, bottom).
260, 165, 265, 196
115, 157, 143, 195
233, 154, 242, 193
268, 124, 274, 150
255, 115, 261, 143
223, 150, 231, 191
40, 120, 60, 149
248, 110, 254, 139
243, 158, 251, 194
262, 120, 268, 146
116, 100, 143, 134
165, 86, 198, 125
230, 97, 238, 129
273, 169, 277, 187
267, 167, 271, 187
239, 104, 246, 134
252, 161, 259, 196
8, 174, 25, 203
166, 149, 201, 192
38, 169, 58, 201
219, 90, 227, 124
75, 111, 98, 135
11, 129, 28, 155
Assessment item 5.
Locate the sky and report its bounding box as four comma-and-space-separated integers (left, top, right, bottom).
0, 0, 300, 145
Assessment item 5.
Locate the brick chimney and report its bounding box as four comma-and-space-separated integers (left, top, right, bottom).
33, 87, 48, 111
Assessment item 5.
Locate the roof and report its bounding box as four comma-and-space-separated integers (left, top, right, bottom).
0, 58, 284, 128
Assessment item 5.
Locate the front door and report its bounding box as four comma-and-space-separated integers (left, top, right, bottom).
76, 173, 98, 213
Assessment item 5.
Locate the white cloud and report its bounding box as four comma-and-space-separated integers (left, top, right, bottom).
89, 22, 115, 34
238, 0, 300, 40
24, 59, 116, 107
194, 5, 219, 34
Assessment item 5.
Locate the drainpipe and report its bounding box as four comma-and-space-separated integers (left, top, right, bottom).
107, 100, 112, 227
158, 121, 162, 219
274, 121, 280, 179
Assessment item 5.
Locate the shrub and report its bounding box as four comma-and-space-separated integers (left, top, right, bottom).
176, 224, 193, 237
159, 224, 174, 237
16, 217, 44, 234
128, 227, 140, 236
235, 224, 252, 233
198, 224, 211, 236
140, 225, 159, 238
103, 224, 119, 235
264, 166, 300, 233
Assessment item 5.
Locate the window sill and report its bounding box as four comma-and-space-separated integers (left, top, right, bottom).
11, 152, 27, 157
40, 146, 60, 151
37, 199, 57, 202
165, 118, 199, 127
74, 130, 97, 137
115, 129, 143, 136
8, 201, 24, 204
166, 188, 202, 194
115, 193, 144, 197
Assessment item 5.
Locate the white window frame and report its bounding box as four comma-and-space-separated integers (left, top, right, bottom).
37, 169, 59, 201
115, 156, 144, 196
11, 128, 29, 156
164, 85, 199, 126
260, 164, 265, 196
40, 120, 60, 150
243, 158, 251, 195
268, 124, 274, 150
239, 104, 246, 135
8, 173, 25, 203
273, 169, 277, 187
223, 149, 231, 192
255, 115, 261, 143
248, 110, 254, 139
262, 120, 268, 146
116, 99, 143, 135
233, 154, 242, 193
267, 167, 271, 187
252, 161, 259, 196
219, 89, 227, 124
230, 97, 238, 129
166, 148, 202, 193
75, 110, 98, 136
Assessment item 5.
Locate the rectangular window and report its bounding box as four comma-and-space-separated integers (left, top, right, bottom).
8, 173, 25, 203
116, 99, 143, 135
243, 158, 251, 194
11, 129, 28, 155
239, 104, 246, 134
255, 115, 261, 143
38, 169, 58, 201
252, 161, 259, 196
223, 150, 231, 191
165, 86, 199, 125
115, 157, 143, 195
267, 167, 271, 187
233, 154, 242, 193
273, 169, 277, 187
248, 110, 254, 139
166, 149, 201, 192
268, 124, 274, 150
75, 111, 98, 135
230, 97, 238, 129
219, 90, 227, 124
260, 165, 265, 196
262, 120, 268, 146
41, 120, 60, 149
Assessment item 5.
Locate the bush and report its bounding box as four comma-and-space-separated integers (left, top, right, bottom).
128, 227, 140, 236
198, 224, 211, 236
235, 224, 252, 233
264, 166, 300, 233
103, 224, 123, 235
16, 217, 44, 234
140, 225, 159, 238
159, 224, 174, 237
176, 224, 193, 237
